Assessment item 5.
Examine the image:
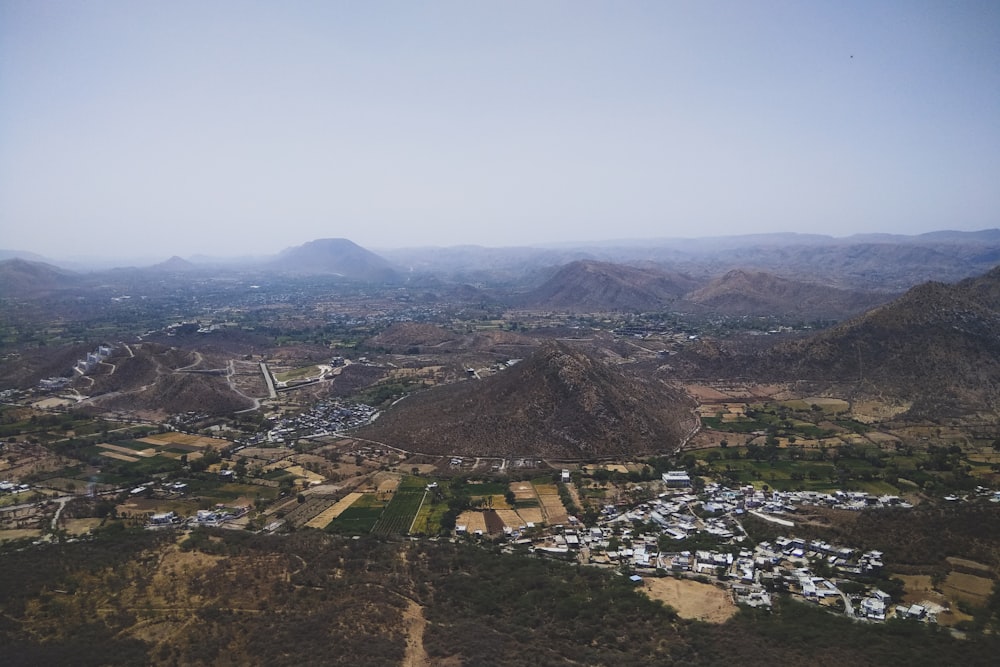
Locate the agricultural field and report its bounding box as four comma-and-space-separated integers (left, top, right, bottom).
306, 492, 362, 529
371, 476, 426, 536
326, 492, 388, 534
273, 365, 322, 383
689, 438, 998, 495
532, 479, 569, 525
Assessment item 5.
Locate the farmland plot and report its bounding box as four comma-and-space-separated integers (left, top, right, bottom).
371, 476, 426, 536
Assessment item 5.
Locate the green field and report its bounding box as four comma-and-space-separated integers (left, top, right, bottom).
274, 365, 320, 382
328, 493, 389, 534
372, 479, 426, 536
690, 440, 993, 495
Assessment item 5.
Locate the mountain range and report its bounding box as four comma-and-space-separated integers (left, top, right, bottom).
674, 266, 1000, 419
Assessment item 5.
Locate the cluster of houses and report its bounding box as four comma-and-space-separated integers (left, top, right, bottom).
147, 505, 248, 528
491, 479, 941, 624
251, 400, 377, 444
0, 480, 31, 494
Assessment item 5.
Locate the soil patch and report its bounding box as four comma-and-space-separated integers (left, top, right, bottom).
642, 577, 736, 623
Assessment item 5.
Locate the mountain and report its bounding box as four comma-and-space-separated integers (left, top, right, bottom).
522, 260, 700, 311
685, 269, 893, 319
0, 258, 76, 297
148, 255, 199, 273
0, 248, 49, 262
679, 266, 1000, 418
268, 238, 399, 281
359, 340, 698, 459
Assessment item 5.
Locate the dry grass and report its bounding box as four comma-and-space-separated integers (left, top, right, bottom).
941, 572, 994, 606
98, 443, 155, 458
642, 577, 736, 623
456, 511, 487, 533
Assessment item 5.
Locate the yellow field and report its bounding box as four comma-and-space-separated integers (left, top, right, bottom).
305, 494, 362, 529
533, 483, 569, 525
509, 481, 536, 501
493, 509, 523, 528
642, 577, 736, 623
285, 465, 325, 485
456, 511, 487, 533
941, 572, 994, 606
139, 433, 230, 449
514, 508, 545, 524
98, 442, 155, 458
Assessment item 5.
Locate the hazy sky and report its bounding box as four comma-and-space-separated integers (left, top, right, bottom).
2, 1, 999, 260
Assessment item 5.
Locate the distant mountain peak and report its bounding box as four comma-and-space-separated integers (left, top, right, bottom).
150, 255, 198, 272
270, 238, 399, 282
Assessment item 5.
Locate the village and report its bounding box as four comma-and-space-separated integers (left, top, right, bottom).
461, 470, 986, 626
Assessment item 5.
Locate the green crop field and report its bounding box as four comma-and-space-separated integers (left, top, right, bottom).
372, 477, 426, 536
328, 494, 388, 534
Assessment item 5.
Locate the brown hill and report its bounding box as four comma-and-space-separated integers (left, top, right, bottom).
523, 260, 699, 311
358, 341, 698, 459
93, 372, 253, 416
366, 323, 459, 352
679, 266, 1000, 418
685, 269, 893, 319
80, 343, 253, 416
367, 322, 537, 355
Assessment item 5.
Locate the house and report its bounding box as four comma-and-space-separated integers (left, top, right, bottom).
662, 471, 691, 487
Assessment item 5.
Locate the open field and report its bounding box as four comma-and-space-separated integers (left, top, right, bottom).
327, 492, 387, 534
140, 432, 230, 449
941, 571, 994, 607
533, 481, 568, 525
642, 577, 737, 623
514, 507, 545, 524
0, 528, 43, 542
305, 492, 362, 529
274, 365, 322, 383
372, 477, 425, 536
509, 481, 537, 501
456, 510, 487, 533
98, 442, 155, 458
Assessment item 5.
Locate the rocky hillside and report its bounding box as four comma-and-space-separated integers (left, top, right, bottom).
686, 269, 893, 319
677, 266, 1000, 418
522, 260, 699, 311
359, 341, 698, 458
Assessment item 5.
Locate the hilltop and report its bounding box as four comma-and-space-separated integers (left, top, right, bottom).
359, 341, 698, 459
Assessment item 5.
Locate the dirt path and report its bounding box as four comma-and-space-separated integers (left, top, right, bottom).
401, 599, 431, 667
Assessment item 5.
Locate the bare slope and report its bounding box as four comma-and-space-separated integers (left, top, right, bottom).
678, 266, 1000, 418
359, 341, 698, 458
